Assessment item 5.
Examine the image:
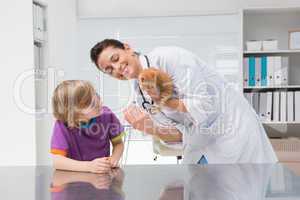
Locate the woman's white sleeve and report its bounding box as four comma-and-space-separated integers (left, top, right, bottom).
157, 47, 221, 128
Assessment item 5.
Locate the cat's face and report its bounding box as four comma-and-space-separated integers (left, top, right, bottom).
139, 70, 160, 98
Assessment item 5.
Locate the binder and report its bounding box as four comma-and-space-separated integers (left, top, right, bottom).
267, 56, 274, 87
261, 56, 267, 86
35, 5, 44, 41
244, 92, 252, 105
280, 91, 287, 122
33, 4, 38, 38
259, 92, 268, 121
248, 56, 256, 86
243, 58, 249, 87
255, 57, 261, 86
273, 91, 280, 122
34, 44, 40, 69
253, 92, 260, 114
274, 56, 282, 86
281, 57, 289, 86
266, 92, 272, 121
287, 91, 294, 122
295, 92, 300, 121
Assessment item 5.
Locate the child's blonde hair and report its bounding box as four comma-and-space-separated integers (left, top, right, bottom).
52, 80, 98, 128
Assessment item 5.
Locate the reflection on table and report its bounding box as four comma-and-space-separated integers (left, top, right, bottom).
0, 163, 300, 200
51, 169, 125, 200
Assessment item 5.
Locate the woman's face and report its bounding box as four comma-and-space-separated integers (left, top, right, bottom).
96, 44, 142, 80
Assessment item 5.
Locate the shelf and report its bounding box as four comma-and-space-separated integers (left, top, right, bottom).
263, 122, 300, 125
244, 49, 300, 54
244, 85, 300, 90
243, 7, 300, 15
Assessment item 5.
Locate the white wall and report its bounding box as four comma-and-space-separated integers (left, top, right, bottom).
77, 0, 300, 18
0, 0, 36, 165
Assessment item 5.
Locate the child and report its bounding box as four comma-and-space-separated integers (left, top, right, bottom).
51, 80, 124, 173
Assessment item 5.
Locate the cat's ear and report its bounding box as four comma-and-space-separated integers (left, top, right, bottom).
150, 72, 156, 80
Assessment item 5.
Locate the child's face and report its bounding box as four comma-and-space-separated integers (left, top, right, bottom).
79, 94, 103, 122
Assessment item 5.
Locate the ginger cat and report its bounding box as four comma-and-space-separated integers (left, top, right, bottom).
138, 67, 173, 107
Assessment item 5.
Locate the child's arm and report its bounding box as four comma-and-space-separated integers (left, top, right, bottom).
52, 154, 111, 173
109, 137, 124, 168
52, 170, 113, 190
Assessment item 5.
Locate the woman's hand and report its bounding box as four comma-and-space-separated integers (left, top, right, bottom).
144, 88, 161, 103
88, 157, 111, 174
123, 105, 156, 135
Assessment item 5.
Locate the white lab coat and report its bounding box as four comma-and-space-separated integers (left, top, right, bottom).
134, 46, 278, 164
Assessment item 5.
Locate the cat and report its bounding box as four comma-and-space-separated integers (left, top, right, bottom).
138, 67, 173, 107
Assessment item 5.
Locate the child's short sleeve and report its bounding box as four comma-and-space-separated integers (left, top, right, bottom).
50, 121, 69, 156
107, 110, 125, 144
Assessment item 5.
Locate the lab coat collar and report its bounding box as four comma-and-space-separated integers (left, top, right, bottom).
138, 53, 149, 70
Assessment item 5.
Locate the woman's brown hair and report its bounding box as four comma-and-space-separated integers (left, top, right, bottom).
52, 80, 98, 128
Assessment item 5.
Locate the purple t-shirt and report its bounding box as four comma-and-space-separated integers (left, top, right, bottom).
50, 106, 124, 161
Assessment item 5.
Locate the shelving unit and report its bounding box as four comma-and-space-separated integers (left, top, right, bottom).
242, 7, 300, 137
33, 0, 48, 118
244, 49, 300, 54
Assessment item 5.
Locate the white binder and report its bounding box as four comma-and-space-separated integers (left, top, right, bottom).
267, 56, 274, 87
255, 57, 261, 86
281, 57, 289, 86
273, 91, 280, 122
243, 58, 249, 87
266, 92, 272, 121
295, 91, 300, 121
287, 91, 294, 122
244, 92, 252, 105
259, 92, 268, 121
274, 56, 282, 86
253, 92, 260, 114
280, 91, 287, 122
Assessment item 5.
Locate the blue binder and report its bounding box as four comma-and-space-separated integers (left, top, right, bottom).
248, 56, 256, 86
261, 56, 267, 86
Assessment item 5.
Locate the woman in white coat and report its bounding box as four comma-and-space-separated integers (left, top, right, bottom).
90, 39, 278, 164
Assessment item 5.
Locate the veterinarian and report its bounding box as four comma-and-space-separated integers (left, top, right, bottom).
90, 39, 278, 164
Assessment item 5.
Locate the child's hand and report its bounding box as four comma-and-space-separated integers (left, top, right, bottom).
88, 157, 111, 174
109, 156, 120, 168
89, 173, 113, 190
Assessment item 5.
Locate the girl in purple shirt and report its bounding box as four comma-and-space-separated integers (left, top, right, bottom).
51, 80, 124, 173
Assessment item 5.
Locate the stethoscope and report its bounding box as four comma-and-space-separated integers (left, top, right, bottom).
138, 55, 158, 115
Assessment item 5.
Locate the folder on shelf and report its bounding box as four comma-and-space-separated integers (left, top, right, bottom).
261, 56, 267, 86
244, 92, 252, 105
267, 56, 274, 87
259, 92, 268, 121
253, 92, 260, 115
255, 57, 261, 86
248, 56, 256, 86
295, 91, 300, 122
280, 91, 287, 122
266, 92, 272, 121
243, 58, 249, 87
274, 56, 282, 86
281, 57, 289, 86
35, 5, 44, 41
273, 91, 280, 122
287, 91, 294, 122
34, 44, 40, 69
